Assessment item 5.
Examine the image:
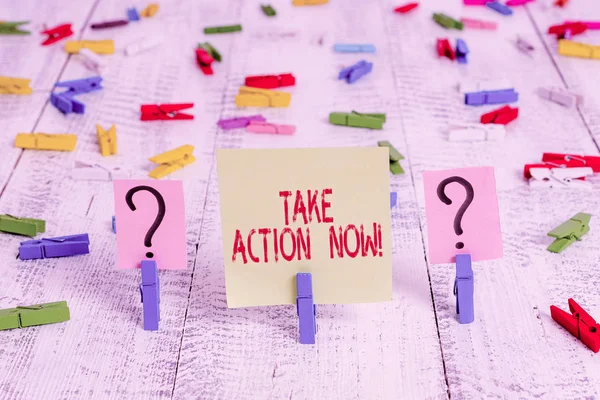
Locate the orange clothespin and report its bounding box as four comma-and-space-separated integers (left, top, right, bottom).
551, 298, 600, 352
41, 23, 73, 46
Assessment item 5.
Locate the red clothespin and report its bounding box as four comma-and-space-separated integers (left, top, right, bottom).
542, 153, 600, 172
551, 298, 600, 353
554, 0, 568, 7
140, 103, 194, 121
436, 38, 455, 60
41, 23, 73, 46
195, 48, 214, 75
480, 106, 519, 125
548, 22, 587, 39
394, 2, 419, 13
244, 73, 295, 89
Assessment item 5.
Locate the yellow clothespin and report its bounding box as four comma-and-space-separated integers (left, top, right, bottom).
148, 145, 196, 179
558, 40, 594, 59
0, 76, 32, 95
235, 86, 291, 108
15, 133, 77, 152
96, 124, 117, 156
64, 40, 115, 55
140, 3, 159, 17
292, 0, 329, 5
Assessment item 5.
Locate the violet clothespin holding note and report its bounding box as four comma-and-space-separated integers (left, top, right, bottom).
423, 167, 503, 324
297, 273, 316, 344
140, 260, 160, 330
454, 254, 474, 324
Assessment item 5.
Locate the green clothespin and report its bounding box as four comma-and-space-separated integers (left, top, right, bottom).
0, 301, 70, 331
378, 140, 405, 175
197, 42, 222, 62
547, 213, 591, 253
261, 4, 277, 16
329, 111, 386, 129
0, 214, 46, 236
0, 21, 31, 35
204, 24, 242, 34
432, 13, 463, 30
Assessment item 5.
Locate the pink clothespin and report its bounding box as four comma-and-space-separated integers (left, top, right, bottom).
460, 18, 497, 30
246, 120, 295, 135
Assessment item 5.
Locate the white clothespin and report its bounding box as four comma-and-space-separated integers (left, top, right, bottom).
459, 79, 512, 94
71, 161, 129, 181
515, 36, 534, 56
448, 123, 505, 142
77, 48, 108, 73
529, 167, 593, 188
124, 36, 164, 56
537, 87, 584, 108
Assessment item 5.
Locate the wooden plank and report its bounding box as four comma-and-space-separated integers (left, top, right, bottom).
0, 0, 97, 190
171, 1, 447, 399
0, 0, 241, 398
384, 1, 600, 398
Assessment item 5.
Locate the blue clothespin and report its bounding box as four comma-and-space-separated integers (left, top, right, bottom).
456, 39, 469, 64
19, 234, 90, 260
486, 1, 513, 16
296, 273, 316, 344
338, 60, 373, 84
454, 254, 474, 324
333, 43, 376, 53
465, 89, 519, 106
127, 7, 140, 21
390, 192, 397, 208
140, 260, 160, 331
50, 76, 103, 115
112, 216, 116, 233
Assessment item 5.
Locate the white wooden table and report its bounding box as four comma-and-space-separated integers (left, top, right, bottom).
1, 0, 600, 399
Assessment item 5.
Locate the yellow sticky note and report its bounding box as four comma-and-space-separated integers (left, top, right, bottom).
558, 40, 592, 59
64, 40, 115, 55
216, 147, 392, 308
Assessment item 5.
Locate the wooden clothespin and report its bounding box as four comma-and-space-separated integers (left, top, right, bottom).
0, 21, 30, 35
50, 76, 103, 115
0, 76, 32, 95
71, 161, 129, 181
538, 87, 584, 108
329, 111, 386, 129
551, 298, 600, 352
542, 153, 600, 172
547, 213, 591, 253
378, 140, 405, 175
140, 260, 160, 330
437, 38, 456, 60
197, 42, 222, 62
454, 254, 474, 324
0, 301, 70, 331
244, 73, 295, 89
19, 234, 90, 260
480, 105, 519, 125
0, 214, 45, 237
296, 273, 316, 344
528, 167, 593, 189
338, 60, 373, 84
41, 23, 73, 46
140, 3, 160, 17
64, 40, 115, 54
448, 122, 505, 142
235, 87, 291, 108
15, 133, 77, 151
96, 124, 117, 156
558, 40, 600, 60
195, 48, 215, 75
292, 0, 329, 6
246, 120, 295, 135
148, 145, 196, 179
140, 103, 194, 121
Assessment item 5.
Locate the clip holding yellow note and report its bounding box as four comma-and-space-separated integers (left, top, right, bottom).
0, 76, 32, 95
148, 145, 196, 179
292, 0, 329, 5
235, 86, 291, 108
140, 3, 159, 17
96, 124, 117, 156
64, 40, 115, 55
15, 133, 76, 152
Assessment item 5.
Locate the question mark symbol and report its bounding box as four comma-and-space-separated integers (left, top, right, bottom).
125, 186, 166, 259
436, 176, 474, 250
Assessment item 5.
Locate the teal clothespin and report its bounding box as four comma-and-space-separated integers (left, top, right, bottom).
0, 214, 46, 236
432, 13, 463, 30
0, 301, 70, 331
378, 140, 405, 175
261, 4, 277, 16
547, 213, 591, 253
204, 24, 242, 34
197, 42, 222, 62
329, 111, 386, 129
0, 21, 30, 35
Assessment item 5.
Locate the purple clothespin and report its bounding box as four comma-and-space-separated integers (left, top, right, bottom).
140, 260, 160, 331
19, 234, 90, 260
112, 216, 116, 233
454, 254, 474, 324
50, 76, 103, 115
390, 192, 397, 208
456, 39, 469, 64
127, 8, 140, 21
217, 115, 266, 130
91, 20, 129, 29
465, 89, 518, 106
296, 273, 316, 344
486, 1, 513, 16
338, 60, 373, 84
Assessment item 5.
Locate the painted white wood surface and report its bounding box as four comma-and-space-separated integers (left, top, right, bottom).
0, 0, 599, 399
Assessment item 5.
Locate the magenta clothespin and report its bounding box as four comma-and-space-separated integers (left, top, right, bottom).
454, 254, 474, 324
217, 115, 266, 130
140, 260, 160, 331
506, 0, 533, 5
296, 273, 316, 344
463, 0, 488, 4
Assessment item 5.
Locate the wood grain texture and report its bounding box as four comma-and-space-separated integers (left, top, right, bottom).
1, 0, 600, 399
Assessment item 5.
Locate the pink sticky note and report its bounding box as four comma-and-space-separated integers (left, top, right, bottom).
423, 167, 502, 264
113, 180, 187, 270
